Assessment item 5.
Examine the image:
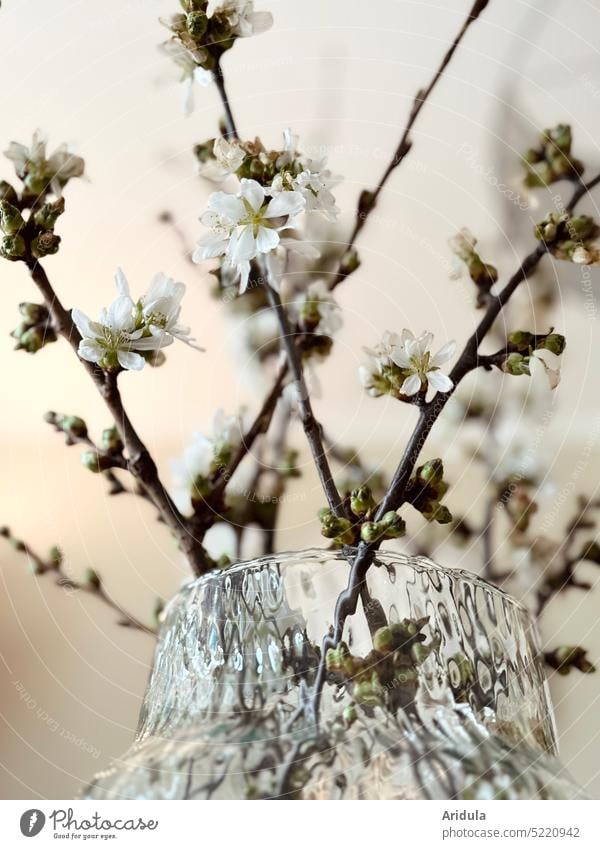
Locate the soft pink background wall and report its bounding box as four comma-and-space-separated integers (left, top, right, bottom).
1, 0, 600, 798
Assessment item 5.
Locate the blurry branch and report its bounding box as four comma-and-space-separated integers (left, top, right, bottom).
0, 527, 158, 636
537, 496, 600, 615
43, 410, 165, 518
23, 258, 212, 575
209, 358, 289, 505
330, 0, 491, 291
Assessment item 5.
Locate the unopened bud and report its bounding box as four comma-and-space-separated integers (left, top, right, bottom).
0, 233, 26, 259
539, 333, 566, 356
31, 231, 61, 258
350, 485, 375, 517
33, 197, 65, 230
101, 426, 123, 454
85, 568, 101, 590
186, 10, 208, 38
339, 248, 360, 276
0, 200, 25, 235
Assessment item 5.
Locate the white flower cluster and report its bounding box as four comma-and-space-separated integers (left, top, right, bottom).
171, 409, 241, 509
193, 130, 339, 292
161, 2, 273, 114
4, 130, 84, 197
72, 269, 201, 371
360, 329, 456, 398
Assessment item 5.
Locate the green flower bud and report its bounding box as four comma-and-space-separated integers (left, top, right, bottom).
17, 325, 56, 353
418, 458, 444, 485
31, 231, 61, 258
538, 333, 566, 356
379, 511, 406, 538
0, 233, 26, 259
508, 330, 534, 351
0, 200, 25, 235
85, 568, 101, 590
502, 352, 530, 376
373, 626, 394, 655
546, 123, 572, 153
101, 426, 123, 454
186, 10, 208, 38
18, 302, 48, 324
81, 450, 103, 473
0, 180, 18, 204
319, 508, 354, 544
566, 214, 596, 241
61, 415, 88, 439
360, 521, 384, 543
339, 248, 360, 276
350, 485, 375, 517
33, 197, 65, 230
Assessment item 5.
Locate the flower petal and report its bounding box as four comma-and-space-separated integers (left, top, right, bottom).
255, 225, 280, 254
430, 340, 456, 367
400, 373, 422, 396
207, 191, 245, 222
427, 370, 453, 393
117, 350, 145, 371
266, 190, 305, 220
229, 224, 257, 264
240, 179, 265, 212
72, 308, 95, 339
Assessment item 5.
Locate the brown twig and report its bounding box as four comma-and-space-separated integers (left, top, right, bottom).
209, 358, 289, 504
24, 257, 211, 575
0, 528, 157, 635
263, 278, 347, 518
329, 0, 491, 291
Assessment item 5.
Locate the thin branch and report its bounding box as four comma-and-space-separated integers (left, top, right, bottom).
302, 169, 600, 746
263, 278, 347, 518
0, 528, 157, 636
330, 0, 490, 291
24, 258, 211, 574
214, 59, 239, 139
209, 358, 289, 504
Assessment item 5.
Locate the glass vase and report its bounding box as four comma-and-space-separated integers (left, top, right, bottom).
83, 548, 584, 800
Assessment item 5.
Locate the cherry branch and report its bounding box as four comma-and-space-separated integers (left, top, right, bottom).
330, 0, 490, 291
24, 258, 211, 575
0, 527, 157, 635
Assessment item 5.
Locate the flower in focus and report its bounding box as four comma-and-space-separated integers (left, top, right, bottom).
73, 269, 200, 370
193, 178, 305, 291
72, 296, 166, 372
115, 268, 202, 349
390, 330, 456, 396
4, 130, 84, 197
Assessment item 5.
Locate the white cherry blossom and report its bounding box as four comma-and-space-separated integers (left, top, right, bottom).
193, 178, 305, 292
72, 295, 167, 372
390, 329, 456, 396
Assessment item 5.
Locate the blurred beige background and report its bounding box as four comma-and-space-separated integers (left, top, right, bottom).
1, 0, 600, 798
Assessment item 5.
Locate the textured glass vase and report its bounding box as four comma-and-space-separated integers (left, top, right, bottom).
83, 548, 584, 800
